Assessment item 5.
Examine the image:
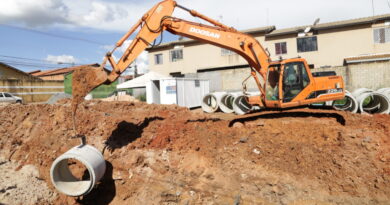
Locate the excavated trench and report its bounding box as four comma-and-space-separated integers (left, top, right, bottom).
1, 101, 389, 204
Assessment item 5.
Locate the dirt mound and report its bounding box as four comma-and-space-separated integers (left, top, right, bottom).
0, 102, 389, 204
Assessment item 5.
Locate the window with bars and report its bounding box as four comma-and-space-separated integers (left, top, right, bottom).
297, 36, 318, 53
373, 27, 390, 44
154, 54, 163, 65
170, 49, 183, 62
275, 42, 287, 55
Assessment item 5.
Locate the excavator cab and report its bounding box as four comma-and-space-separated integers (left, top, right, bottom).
282, 61, 311, 103
264, 58, 344, 109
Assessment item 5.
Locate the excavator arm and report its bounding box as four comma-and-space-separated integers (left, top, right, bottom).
71, 0, 274, 113
102, 0, 271, 94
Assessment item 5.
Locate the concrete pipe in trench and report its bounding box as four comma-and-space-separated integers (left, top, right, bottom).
50, 144, 106, 196
219, 92, 240, 113
354, 91, 390, 114
201, 92, 226, 113
332, 90, 358, 113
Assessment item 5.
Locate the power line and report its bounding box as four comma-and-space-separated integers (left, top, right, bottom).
0, 23, 106, 45
0, 60, 73, 67
0, 54, 73, 64
0, 59, 74, 67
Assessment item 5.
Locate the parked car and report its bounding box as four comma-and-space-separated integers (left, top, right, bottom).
0, 92, 23, 104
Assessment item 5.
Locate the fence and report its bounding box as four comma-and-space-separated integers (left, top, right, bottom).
0, 79, 64, 103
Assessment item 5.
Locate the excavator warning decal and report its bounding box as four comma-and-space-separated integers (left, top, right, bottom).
189, 27, 220, 39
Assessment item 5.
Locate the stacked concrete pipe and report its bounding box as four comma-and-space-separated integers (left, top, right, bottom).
219, 92, 240, 113
332, 90, 359, 113
352, 88, 390, 114
201, 92, 226, 113
377, 88, 390, 101
232, 95, 252, 115
232, 91, 263, 115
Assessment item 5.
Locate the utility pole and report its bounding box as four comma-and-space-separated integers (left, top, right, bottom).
371, 0, 375, 16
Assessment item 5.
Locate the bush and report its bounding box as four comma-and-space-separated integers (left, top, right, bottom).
137, 94, 146, 102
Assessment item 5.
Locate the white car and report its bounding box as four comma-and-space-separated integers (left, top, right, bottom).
0, 92, 23, 104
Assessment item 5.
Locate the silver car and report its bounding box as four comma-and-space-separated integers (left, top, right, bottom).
0, 92, 23, 104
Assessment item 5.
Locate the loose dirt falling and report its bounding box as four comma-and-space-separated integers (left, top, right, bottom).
71, 66, 108, 134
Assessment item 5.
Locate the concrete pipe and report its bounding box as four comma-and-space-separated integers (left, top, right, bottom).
332, 91, 358, 113
233, 95, 253, 115
352, 88, 374, 99
219, 92, 240, 114
377, 88, 390, 100
201, 92, 226, 113
355, 92, 390, 114
50, 144, 106, 196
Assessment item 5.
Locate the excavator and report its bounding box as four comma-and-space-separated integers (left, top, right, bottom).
72, 0, 345, 114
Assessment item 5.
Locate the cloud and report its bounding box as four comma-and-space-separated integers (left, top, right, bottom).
46, 54, 76, 64
0, 0, 389, 32
0, 0, 69, 27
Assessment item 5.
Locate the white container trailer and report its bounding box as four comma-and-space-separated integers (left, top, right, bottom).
146, 78, 209, 108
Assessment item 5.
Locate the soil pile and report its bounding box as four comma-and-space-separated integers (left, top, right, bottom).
0, 101, 389, 204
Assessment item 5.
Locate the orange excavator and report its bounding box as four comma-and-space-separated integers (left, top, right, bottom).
73, 0, 345, 111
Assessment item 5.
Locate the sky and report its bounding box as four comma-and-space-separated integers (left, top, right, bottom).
0, 0, 389, 74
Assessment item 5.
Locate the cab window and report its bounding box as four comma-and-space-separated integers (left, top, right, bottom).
4, 93, 12, 97
265, 65, 281, 101
282, 62, 310, 102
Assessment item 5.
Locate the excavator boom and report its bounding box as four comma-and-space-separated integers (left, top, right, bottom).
72, 0, 271, 102
72, 0, 345, 114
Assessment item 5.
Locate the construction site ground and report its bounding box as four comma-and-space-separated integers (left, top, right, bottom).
0, 100, 389, 205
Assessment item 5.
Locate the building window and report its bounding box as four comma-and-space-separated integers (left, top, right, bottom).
221, 48, 236, 56
170, 49, 183, 62
154, 54, 163, 65
275, 42, 287, 55
374, 27, 390, 44
297, 36, 318, 52
194, 80, 200, 87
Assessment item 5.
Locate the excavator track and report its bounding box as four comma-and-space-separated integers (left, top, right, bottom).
227, 107, 347, 127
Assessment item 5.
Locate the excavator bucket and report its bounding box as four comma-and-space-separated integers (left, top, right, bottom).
71, 66, 108, 114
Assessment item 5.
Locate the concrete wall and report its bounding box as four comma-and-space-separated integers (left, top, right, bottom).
193, 67, 260, 92
0, 79, 64, 103
313, 61, 390, 91
194, 60, 390, 93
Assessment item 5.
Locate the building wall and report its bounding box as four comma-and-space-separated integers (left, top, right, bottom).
148, 22, 390, 75
0, 64, 36, 80
197, 67, 259, 92
149, 36, 266, 75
